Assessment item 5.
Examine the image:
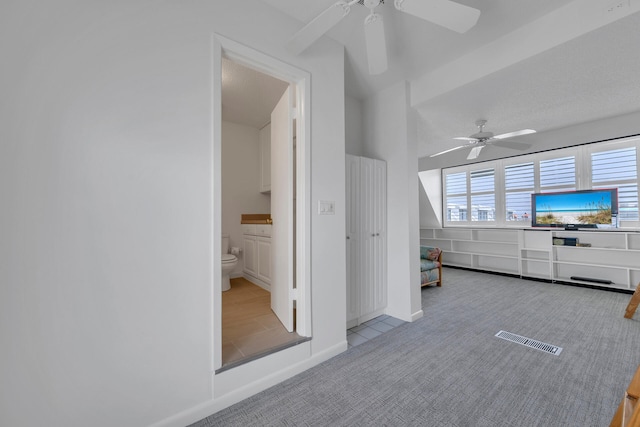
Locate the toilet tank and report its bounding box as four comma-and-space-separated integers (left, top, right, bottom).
222, 234, 230, 254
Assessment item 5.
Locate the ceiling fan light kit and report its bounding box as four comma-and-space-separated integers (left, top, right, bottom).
430, 119, 537, 160
287, 0, 481, 75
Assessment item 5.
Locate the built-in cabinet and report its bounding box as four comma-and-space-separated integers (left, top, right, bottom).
346, 155, 387, 328
421, 227, 640, 291
259, 123, 271, 194
242, 223, 272, 290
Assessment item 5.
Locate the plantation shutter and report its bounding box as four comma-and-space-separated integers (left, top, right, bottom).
540, 156, 575, 191
470, 168, 495, 222
505, 162, 534, 222
592, 147, 639, 221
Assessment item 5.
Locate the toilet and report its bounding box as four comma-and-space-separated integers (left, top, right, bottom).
221, 234, 238, 292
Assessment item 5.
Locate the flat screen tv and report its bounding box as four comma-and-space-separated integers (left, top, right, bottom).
531, 188, 618, 229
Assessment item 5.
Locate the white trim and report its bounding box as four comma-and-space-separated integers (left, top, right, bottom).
148, 341, 347, 427
211, 34, 223, 376
212, 34, 312, 373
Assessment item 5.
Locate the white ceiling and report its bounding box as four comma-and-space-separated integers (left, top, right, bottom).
222, 58, 288, 129
228, 1, 640, 162
262, 0, 574, 99
415, 8, 640, 159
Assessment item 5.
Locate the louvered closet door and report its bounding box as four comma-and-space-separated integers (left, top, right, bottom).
359, 157, 376, 316
372, 159, 387, 311
346, 155, 361, 325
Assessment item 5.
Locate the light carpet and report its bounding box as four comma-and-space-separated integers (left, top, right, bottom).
193, 268, 640, 426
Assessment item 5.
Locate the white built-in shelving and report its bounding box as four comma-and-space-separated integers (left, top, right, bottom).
420, 228, 520, 276
550, 230, 640, 290
421, 227, 640, 291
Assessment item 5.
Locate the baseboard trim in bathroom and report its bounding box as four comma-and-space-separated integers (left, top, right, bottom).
216, 336, 312, 374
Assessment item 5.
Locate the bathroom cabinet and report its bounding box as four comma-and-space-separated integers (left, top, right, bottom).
242, 224, 272, 291
346, 155, 387, 328
259, 123, 271, 193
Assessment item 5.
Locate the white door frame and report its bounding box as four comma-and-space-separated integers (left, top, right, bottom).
212, 35, 311, 371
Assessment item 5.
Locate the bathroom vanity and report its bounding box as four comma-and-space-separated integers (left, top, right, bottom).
242, 222, 272, 291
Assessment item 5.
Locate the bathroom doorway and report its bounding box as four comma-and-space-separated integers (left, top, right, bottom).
214, 36, 311, 371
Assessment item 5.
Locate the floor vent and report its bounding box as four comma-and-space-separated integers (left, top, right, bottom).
495, 330, 562, 356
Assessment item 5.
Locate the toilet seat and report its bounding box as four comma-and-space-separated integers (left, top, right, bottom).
222, 254, 237, 264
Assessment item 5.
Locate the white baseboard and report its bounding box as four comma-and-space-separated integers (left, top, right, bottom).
410, 309, 424, 322
384, 308, 424, 323
242, 273, 271, 292
150, 341, 348, 427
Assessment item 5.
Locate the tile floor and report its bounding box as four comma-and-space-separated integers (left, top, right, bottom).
221, 278, 405, 369
221, 277, 304, 369
347, 315, 406, 348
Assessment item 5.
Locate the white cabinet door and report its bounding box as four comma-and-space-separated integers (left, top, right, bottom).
360, 157, 376, 316
372, 159, 387, 311
243, 236, 257, 277
256, 237, 272, 284
346, 155, 360, 325
345, 155, 387, 327
260, 123, 271, 193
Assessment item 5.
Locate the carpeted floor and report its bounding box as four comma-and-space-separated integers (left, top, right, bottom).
192, 268, 640, 426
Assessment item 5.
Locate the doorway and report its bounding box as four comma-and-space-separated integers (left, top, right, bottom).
213, 35, 311, 371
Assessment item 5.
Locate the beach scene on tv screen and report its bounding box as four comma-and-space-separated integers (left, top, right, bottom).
535, 191, 613, 225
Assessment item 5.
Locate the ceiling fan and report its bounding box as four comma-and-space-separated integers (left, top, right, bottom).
430, 119, 536, 160
286, 0, 481, 75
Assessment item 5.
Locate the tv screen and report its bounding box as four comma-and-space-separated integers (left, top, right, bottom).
531, 188, 618, 229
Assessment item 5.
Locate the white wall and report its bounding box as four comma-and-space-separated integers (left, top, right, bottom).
363, 82, 423, 322
345, 95, 364, 156
0, 1, 346, 426
418, 170, 443, 228
222, 121, 270, 276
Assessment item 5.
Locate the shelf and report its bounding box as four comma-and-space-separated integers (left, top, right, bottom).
628, 234, 640, 250
421, 227, 640, 291
473, 254, 519, 274
553, 262, 630, 288
521, 249, 550, 261
434, 228, 472, 241
553, 246, 640, 268
452, 240, 518, 257
449, 250, 518, 260
420, 238, 453, 251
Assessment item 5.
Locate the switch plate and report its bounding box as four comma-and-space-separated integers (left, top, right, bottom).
318, 200, 335, 215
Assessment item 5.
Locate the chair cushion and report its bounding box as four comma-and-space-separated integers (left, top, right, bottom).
420, 246, 441, 261
421, 268, 440, 284
420, 259, 441, 272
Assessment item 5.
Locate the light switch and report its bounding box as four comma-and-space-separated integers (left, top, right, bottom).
318, 200, 335, 215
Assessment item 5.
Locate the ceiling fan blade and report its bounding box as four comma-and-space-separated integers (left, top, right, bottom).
491, 140, 531, 150
429, 145, 468, 158
394, 0, 480, 33
493, 129, 536, 139
454, 137, 478, 141
364, 11, 388, 75
286, 1, 353, 55
467, 145, 484, 160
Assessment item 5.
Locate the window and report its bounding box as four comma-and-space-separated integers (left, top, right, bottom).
540, 156, 575, 191
445, 172, 467, 223
438, 136, 640, 228
505, 162, 534, 222
470, 169, 495, 222
591, 147, 638, 221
